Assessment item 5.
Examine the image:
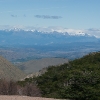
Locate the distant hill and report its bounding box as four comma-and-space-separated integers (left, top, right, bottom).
0, 56, 26, 80
17, 58, 68, 74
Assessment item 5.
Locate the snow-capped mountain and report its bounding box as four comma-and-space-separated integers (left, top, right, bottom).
7, 27, 90, 36
0, 28, 99, 46
0, 25, 100, 37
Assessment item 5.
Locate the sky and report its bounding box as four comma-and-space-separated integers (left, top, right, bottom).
0, 0, 100, 30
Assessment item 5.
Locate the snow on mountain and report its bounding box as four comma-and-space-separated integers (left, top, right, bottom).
0, 25, 100, 38
8, 27, 90, 37
0, 26, 100, 46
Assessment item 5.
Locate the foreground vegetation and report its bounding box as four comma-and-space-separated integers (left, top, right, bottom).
0, 79, 41, 97
0, 51, 100, 100
36, 52, 100, 99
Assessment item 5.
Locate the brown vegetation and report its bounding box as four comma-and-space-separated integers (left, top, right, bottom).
0, 79, 41, 97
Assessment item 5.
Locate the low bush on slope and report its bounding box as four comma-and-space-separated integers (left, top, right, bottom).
0, 79, 41, 97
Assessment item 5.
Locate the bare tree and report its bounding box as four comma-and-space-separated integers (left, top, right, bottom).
0, 79, 41, 97
22, 83, 41, 97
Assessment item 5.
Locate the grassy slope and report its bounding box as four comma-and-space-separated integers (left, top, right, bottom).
17, 58, 68, 74
0, 56, 26, 80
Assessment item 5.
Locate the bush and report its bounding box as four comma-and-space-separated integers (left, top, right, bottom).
36, 52, 100, 100
0, 79, 41, 97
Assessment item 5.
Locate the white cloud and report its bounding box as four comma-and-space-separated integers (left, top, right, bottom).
84, 28, 100, 38
34, 15, 62, 19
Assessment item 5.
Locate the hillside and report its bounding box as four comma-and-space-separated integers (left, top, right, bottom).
0, 56, 26, 80
17, 58, 68, 74
28, 51, 100, 99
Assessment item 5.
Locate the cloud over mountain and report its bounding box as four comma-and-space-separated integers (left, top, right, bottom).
84, 28, 100, 38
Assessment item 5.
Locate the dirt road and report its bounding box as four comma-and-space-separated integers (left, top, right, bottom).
0, 95, 64, 100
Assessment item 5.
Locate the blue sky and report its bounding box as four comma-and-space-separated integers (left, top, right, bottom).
0, 0, 100, 29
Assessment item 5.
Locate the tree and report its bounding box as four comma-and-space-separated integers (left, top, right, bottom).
36, 52, 100, 100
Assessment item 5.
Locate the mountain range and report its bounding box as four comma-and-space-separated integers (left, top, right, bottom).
0, 28, 100, 62
0, 28, 99, 46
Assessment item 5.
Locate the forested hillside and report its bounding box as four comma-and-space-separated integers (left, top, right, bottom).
21, 51, 100, 100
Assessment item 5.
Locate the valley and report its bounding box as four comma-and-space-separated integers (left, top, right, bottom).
0, 42, 100, 63
0, 29, 100, 76
0, 29, 100, 73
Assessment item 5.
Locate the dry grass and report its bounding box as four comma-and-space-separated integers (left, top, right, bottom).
17, 58, 68, 74
0, 56, 26, 80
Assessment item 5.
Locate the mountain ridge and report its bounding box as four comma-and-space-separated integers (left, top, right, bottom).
0, 28, 96, 37
0, 29, 99, 46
